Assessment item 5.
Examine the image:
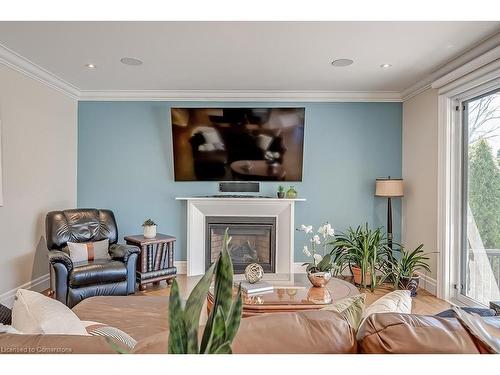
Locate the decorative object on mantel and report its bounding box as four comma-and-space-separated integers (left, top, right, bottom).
244, 263, 264, 284
142, 219, 157, 239
286, 185, 298, 199
298, 223, 336, 287
375, 177, 404, 252
277, 185, 285, 199
124, 233, 177, 291
168, 228, 242, 354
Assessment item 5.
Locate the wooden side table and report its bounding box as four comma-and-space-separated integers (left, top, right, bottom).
124, 233, 177, 291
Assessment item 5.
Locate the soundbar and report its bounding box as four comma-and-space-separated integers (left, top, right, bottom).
219, 182, 260, 193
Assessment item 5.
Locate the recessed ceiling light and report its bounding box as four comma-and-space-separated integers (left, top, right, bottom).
380, 63, 392, 69
120, 57, 143, 66
84, 63, 96, 69
331, 59, 354, 67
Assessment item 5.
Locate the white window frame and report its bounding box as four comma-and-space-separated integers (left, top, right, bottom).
436, 56, 500, 304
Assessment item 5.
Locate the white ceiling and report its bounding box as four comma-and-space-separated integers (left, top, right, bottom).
0, 21, 498, 93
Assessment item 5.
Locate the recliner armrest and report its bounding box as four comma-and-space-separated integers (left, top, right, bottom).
109, 243, 140, 263
48, 250, 73, 272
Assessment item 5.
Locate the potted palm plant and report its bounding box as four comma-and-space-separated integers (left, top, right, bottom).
390, 244, 431, 297
330, 224, 391, 292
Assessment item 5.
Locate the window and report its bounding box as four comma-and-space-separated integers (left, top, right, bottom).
460, 88, 500, 306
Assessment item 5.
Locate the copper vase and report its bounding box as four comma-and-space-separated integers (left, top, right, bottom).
307, 271, 332, 287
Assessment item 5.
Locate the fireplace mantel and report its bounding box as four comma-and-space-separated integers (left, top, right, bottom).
176, 197, 306, 276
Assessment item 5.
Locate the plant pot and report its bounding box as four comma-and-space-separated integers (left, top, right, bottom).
143, 225, 157, 239
307, 271, 332, 288
277, 192, 285, 198
351, 266, 372, 286
399, 274, 420, 297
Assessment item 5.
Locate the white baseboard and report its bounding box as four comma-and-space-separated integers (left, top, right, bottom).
0, 274, 50, 308
416, 272, 437, 296
174, 261, 187, 275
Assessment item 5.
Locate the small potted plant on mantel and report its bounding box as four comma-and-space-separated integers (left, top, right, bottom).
389, 244, 431, 297
299, 223, 336, 287
277, 185, 285, 199
142, 219, 157, 239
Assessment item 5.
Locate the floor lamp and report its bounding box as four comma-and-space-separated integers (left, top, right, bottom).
375, 177, 404, 253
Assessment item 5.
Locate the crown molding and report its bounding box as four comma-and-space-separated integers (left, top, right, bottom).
0, 43, 80, 100
78, 89, 402, 102
1, 30, 499, 104
401, 83, 433, 102
432, 46, 500, 91
401, 31, 500, 102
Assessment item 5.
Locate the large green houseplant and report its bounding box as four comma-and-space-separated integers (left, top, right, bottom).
168, 229, 242, 354
389, 244, 431, 297
330, 224, 391, 291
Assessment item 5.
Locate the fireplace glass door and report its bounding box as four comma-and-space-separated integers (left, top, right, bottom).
206, 217, 276, 273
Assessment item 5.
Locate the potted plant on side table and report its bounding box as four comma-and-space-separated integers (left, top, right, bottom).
298, 223, 336, 287
142, 219, 157, 239
390, 244, 431, 297
330, 223, 391, 292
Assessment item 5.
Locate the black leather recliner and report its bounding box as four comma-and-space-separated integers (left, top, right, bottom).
46, 209, 140, 308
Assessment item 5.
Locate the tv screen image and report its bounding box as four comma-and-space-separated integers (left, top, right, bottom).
171, 108, 305, 181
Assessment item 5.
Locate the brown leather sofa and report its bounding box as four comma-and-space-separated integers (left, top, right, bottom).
0, 295, 497, 354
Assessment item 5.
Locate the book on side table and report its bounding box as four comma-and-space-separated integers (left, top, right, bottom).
235, 281, 274, 294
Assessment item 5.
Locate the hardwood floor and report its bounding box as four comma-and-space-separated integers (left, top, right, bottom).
137, 274, 451, 315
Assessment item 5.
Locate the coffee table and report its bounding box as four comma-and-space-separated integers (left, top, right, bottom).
207, 273, 359, 317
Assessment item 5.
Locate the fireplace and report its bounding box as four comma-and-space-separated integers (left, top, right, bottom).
205, 216, 276, 273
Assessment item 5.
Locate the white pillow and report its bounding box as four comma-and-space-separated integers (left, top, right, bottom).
357, 290, 412, 339
453, 306, 500, 353
11, 289, 88, 335
66, 239, 109, 263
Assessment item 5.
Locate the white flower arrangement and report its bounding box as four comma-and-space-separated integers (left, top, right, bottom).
298, 222, 336, 273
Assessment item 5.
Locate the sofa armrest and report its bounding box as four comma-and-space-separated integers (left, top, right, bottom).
48, 250, 73, 272
109, 244, 140, 263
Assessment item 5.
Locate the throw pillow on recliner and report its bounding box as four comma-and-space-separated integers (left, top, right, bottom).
65, 239, 110, 263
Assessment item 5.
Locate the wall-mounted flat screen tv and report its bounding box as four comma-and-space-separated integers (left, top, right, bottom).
171, 108, 305, 181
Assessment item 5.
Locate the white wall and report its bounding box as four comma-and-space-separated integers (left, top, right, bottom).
0, 64, 77, 304
402, 88, 439, 282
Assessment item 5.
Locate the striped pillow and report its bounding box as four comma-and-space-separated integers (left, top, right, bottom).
66, 239, 110, 263
83, 321, 137, 351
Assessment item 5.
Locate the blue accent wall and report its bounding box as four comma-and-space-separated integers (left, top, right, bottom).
78, 101, 402, 262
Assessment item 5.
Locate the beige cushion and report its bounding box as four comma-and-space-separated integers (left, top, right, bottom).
363, 290, 411, 319
11, 289, 88, 335
321, 293, 365, 329
66, 239, 109, 263
357, 290, 411, 339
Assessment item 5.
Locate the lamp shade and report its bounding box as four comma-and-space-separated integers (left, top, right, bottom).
375, 178, 404, 197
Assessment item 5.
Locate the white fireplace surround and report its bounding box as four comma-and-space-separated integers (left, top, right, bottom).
176, 197, 305, 276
